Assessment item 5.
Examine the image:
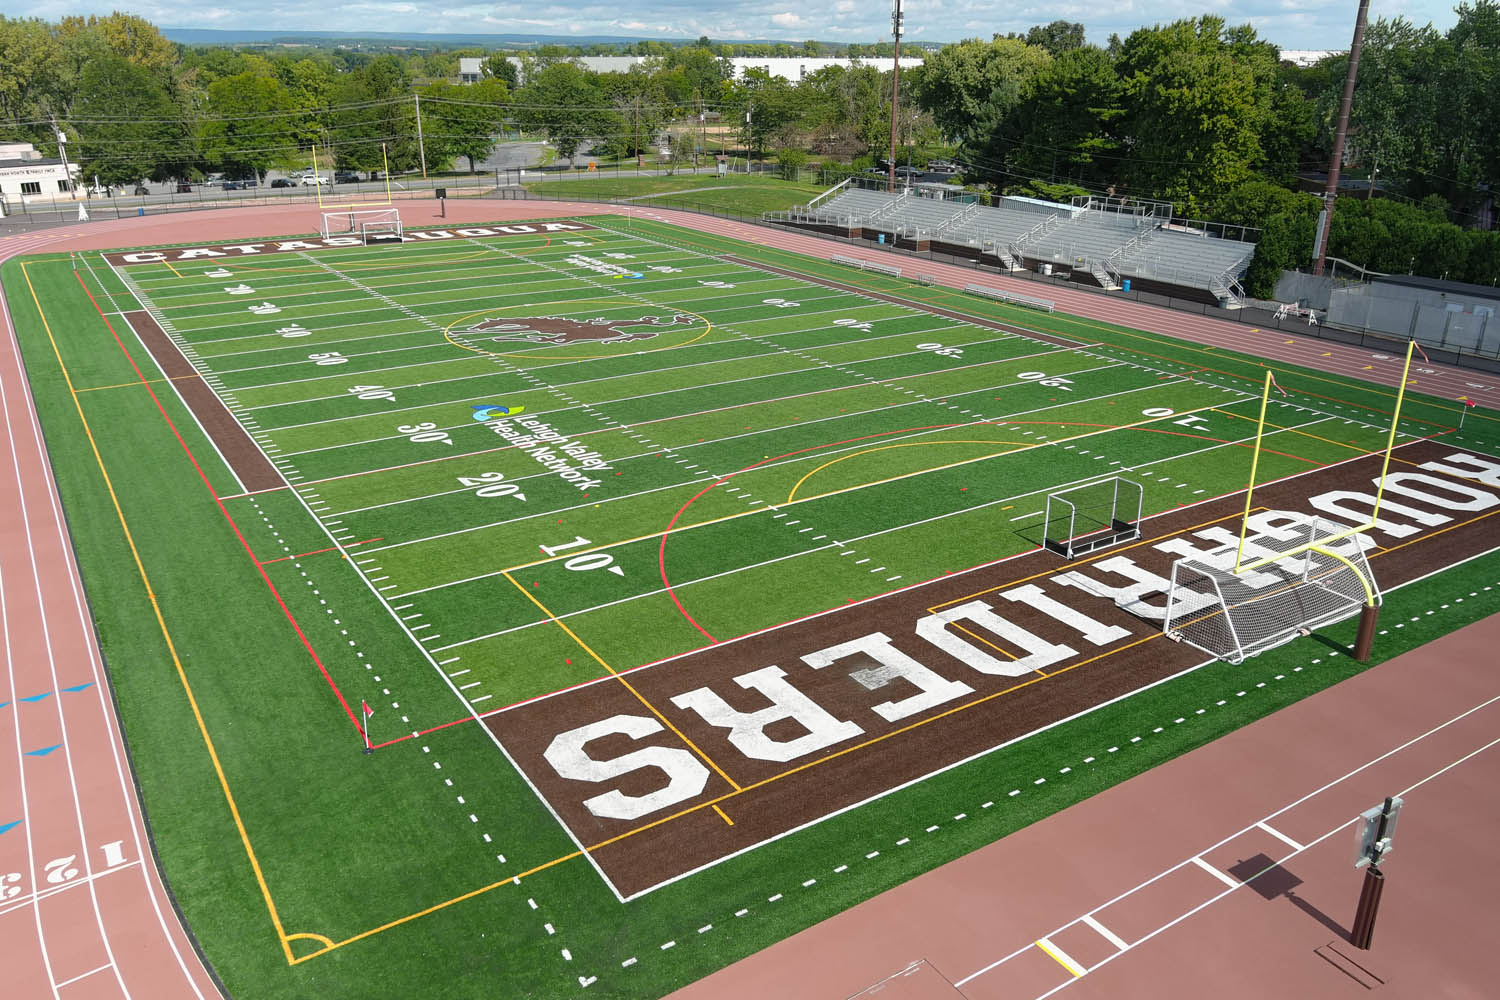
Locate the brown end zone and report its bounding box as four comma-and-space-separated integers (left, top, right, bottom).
125, 310, 284, 494
486, 440, 1500, 900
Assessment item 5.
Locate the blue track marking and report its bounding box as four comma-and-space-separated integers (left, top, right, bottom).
0, 820, 19, 836
62, 683, 94, 693
24, 745, 62, 757
19, 692, 51, 702
1, 682, 96, 712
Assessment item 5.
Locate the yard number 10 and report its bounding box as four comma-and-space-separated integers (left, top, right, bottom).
539, 535, 625, 577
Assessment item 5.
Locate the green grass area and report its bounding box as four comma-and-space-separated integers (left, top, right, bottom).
5, 215, 1498, 1000
523, 172, 826, 217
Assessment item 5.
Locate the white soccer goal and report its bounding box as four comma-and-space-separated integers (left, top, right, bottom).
1163, 516, 1381, 664
1042, 476, 1143, 559
320, 208, 403, 243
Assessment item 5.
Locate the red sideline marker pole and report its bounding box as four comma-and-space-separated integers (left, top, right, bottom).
1459, 397, 1476, 431
361, 700, 374, 755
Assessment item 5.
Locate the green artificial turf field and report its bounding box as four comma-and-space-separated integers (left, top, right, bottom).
6, 215, 1498, 999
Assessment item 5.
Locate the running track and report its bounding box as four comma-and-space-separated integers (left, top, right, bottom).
0, 199, 1493, 999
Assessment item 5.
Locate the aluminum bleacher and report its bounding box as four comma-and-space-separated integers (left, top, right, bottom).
765, 182, 1257, 304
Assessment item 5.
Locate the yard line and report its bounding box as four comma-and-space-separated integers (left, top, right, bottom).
367, 361, 1140, 559
411, 402, 1309, 635
250, 323, 1008, 435
277, 343, 1108, 459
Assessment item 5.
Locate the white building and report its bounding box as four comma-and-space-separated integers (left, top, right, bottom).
563, 54, 924, 84
0, 142, 80, 206
459, 57, 483, 84
1281, 49, 1344, 68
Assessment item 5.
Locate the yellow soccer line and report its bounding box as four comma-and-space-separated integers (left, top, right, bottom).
502, 570, 743, 791
787, 438, 1031, 502
162, 259, 183, 279
76, 372, 200, 393
927, 509, 1262, 614
712, 805, 734, 826
21, 262, 296, 964
501, 395, 1252, 577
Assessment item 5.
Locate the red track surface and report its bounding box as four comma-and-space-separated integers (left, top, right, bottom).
0, 200, 1494, 999
672, 612, 1500, 1000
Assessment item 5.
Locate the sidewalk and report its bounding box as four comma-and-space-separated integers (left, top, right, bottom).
672, 612, 1500, 1000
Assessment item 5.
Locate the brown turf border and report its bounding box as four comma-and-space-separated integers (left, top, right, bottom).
484, 439, 1500, 898
125, 310, 284, 494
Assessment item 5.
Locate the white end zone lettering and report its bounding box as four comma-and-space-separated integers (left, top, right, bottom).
543, 715, 708, 822
670, 666, 862, 763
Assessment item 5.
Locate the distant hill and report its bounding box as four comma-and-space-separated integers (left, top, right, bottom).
164, 28, 762, 47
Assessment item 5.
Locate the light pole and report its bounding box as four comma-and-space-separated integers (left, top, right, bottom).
888, 0, 904, 195
52, 115, 76, 200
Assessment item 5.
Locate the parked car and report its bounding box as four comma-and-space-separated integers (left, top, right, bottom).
334, 171, 360, 184
223, 178, 258, 190
270, 178, 295, 188
895, 165, 922, 177
300, 173, 328, 186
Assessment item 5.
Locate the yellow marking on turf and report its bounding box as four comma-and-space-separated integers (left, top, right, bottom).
502, 570, 742, 791
21, 262, 297, 965
76, 372, 200, 393
1210, 407, 1389, 457
444, 299, 712, 361
502, 398, 1254, 577
928, 509, 1264, 614
950, 622, 1021, 664
162, 259, 183, 279
786, 439, 1031, 502
285, 932, 335, 951
713, 805, 734, 826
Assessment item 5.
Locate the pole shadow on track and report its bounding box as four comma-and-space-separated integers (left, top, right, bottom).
1227, 852, 1352, 943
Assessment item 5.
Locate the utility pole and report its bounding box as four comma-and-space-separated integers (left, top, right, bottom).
888, 0, 904, 195
1313, 0, 1371, 276
414, 93, 428, 180
634, 95, 643, 171
52, 115, 75, 200
745, 103, 753, 171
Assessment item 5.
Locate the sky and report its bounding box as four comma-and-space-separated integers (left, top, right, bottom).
12, 0, 1462, 51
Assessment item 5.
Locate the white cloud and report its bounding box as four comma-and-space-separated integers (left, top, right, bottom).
770, 12, 805, 29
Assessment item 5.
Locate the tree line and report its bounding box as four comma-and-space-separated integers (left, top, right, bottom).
1, 9, 1496, 292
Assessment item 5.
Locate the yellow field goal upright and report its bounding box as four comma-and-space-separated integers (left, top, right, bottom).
1163, 341, 1417, 663
311, 142, 395, 209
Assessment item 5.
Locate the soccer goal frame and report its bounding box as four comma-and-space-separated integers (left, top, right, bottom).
1042, 476, 1143, 560
1163, 517, 1381, 665
319, 208, 403, 242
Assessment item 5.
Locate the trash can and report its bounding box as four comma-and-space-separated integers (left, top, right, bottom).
878, 233, 886, 245
1122, 279, 1131, 292
1040, 262, 1052, 275
137, 207, 145, 217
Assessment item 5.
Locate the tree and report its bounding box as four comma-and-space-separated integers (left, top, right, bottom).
1114, 18, 1278, 215
513, 62, 620, 165
1003, 46, 1123, 190
910, 37, 1052, 146
0, 17, 64, 141
722, 67, 810, 160
330, 55, 417, 176
201, 72, 297, 180
420, 78, 508, 173
483, 53, 518, 87
73, 55, 194, 185
1024, 21, 1087, 57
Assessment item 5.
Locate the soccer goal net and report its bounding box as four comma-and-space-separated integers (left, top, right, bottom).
1163, 516, 1381, 664
320, 208, 403, 242
1042, 476, 1143, 559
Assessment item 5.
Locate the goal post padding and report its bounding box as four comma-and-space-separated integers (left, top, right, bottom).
320, 208, 402, 239
1043, 476, 1143, 559
1163, 516, 1380, 664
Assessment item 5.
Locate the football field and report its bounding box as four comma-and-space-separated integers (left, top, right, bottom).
6, 214, 1500, 998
